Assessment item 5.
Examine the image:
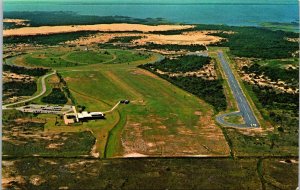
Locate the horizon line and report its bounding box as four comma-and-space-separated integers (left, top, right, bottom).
4, 1, 299, 5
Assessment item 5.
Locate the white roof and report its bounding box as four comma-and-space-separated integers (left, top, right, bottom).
90, 112, 104, 115
77, 111, 104, 119
77, 111, 92, 119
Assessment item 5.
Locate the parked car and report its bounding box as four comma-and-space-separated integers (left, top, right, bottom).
120, 100, 130, 104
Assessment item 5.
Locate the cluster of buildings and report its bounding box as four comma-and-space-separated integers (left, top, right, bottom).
15, 104, 105, 125
63, 106, 105, 125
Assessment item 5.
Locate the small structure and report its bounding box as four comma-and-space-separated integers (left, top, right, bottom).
187, 51, 209, 57
64, 113, 77, 125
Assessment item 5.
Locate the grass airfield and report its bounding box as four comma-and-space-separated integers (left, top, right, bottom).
2, 14, 299, 188
3, 38, 298, 189
8, 46, 230, 158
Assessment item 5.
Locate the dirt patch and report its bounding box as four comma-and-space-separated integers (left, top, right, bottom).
121, 110, 230, 157
30, 175, 46, 186
234, 127, 272, 137
123, 153, 148, 157
130, 69, 149, 76
46, 143, 64, 149
2, 176, 26, 189
194, 111, 202, 116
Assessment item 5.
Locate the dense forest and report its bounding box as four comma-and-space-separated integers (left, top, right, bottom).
3, 64, 49, 76
4, 11, 169, 27
151, 24, 298, 59
146, 55, 211, 73
3, 81, 37, 100
57, 73, 77, 104
107, 36, 142, 43
41, 88, 68, 105
135, 43, 207, 52
245, 83, 298, 147
200, 26, 298, 59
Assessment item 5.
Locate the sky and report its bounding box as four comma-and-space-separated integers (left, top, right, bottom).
4, 0, 299, 4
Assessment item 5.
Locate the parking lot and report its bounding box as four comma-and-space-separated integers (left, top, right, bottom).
16, 104, 73, 115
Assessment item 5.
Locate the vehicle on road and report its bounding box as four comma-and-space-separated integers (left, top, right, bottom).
120, 100, 130, 104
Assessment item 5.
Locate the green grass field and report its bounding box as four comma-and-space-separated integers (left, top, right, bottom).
64, 50, 113, 64
224, 114, 245, 125
14, 48, 149, 68
12, 47, 229, 158
51, 51, 230, 158
61, 53, 228, 157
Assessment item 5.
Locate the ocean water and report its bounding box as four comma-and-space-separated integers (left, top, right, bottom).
4, 2, 299, 26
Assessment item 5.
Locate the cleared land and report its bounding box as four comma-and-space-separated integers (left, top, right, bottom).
60, 53, 230, 157
7, 47, 230, 158
3, 23, 194, 36
66, 31, 223, 46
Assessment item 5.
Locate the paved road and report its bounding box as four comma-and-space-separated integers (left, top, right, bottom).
217, 51, 259, 128
3, 70, 56, 109
103, 101, 121, 114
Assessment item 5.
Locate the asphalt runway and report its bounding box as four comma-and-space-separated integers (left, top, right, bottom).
217, 51, 259, 128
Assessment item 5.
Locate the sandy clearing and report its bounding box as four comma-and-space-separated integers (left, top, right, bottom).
66, 33, 141, 45
123, 153, 148, 157
3, 19, 29, 23
66, 31, 223, 46
4, 19, 30, 27
4, 23, 195, 37
135, 31, 223, 45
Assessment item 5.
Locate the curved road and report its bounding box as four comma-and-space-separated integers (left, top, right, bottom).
3, 70, 56, 109
216, 51, 259, 128
216, 111, 246, 128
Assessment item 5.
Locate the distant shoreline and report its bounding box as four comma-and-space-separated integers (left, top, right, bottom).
4, 3, 298, 28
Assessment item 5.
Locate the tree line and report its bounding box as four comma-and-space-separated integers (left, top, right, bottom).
3, 64, 49, 76
147, 55, 211, 73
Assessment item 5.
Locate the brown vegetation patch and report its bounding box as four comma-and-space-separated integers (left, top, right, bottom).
30, 175, 46, 186
233, 127, 272, 137
235, 57, 299, 94
158, 61, 217, 81
3, 72, 34, 83
46, 143, 65, 149
194, 111, 202, 115
66, 33, 142, 45
121, 110, 230, 157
